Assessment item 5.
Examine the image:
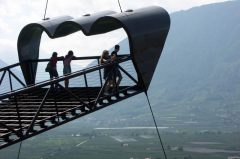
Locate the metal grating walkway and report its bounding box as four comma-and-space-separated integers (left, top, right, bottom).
0, 55, 143, 149
0, 86, 142, 149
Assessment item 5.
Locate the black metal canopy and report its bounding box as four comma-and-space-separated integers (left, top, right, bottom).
18, 6, 170, 91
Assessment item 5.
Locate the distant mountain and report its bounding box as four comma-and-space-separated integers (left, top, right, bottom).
0, 59, 26, 94
78, 0, 240, 130
0, 59, 7, 68
151, 0, 240, 116
143, 0, 240, 129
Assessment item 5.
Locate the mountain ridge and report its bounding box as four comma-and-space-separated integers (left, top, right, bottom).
84, 0, 240, 130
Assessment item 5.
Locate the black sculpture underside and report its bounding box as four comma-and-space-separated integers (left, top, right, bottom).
17, 6, 170, 91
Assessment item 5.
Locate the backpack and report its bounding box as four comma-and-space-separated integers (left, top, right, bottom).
45, 61, 51, 72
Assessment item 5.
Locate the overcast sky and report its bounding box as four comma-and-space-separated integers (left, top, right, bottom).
0, 0, 230, 64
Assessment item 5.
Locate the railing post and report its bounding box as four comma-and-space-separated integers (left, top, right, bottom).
83, 73, 90, 103
8, 69, 13, 91
97, 59, 103, 87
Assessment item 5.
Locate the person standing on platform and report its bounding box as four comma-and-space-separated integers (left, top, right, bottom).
46, 52, 63, 89
63, 50, 76, 88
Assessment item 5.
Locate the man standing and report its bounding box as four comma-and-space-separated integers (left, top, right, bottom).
111, 45, 122, 92
111, 45, 120, 56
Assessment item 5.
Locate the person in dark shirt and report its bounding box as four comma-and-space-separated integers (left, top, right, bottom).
48, 52, 63, 88
49, 52, 59, 79
111, 44, 120, 56
110, 45, 122, 92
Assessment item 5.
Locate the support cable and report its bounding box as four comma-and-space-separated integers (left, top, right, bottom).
17, 141, 22, 159
117, 0, 123, 13
145, 92, 168, 159
43, 0, 49, 20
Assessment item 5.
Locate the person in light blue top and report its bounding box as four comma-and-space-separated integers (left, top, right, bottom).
63, 50, 76, 88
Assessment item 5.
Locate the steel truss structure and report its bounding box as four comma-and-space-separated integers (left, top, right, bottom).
0, 6, 170, 149
0, 55, 142, 149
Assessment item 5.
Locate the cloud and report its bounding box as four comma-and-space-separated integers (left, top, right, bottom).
0, 39, 18, 64
0, 19, 12, 34
118, 0, 231, 12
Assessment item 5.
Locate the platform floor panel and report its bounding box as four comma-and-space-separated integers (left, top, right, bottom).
0, 85, 142, 149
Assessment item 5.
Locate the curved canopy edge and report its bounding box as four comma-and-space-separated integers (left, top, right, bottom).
18, 6, 170, 91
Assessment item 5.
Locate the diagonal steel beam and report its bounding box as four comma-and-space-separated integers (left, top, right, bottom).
14, 95, 23, 136
0, 122, 22, 137
8, 69, 13, 91
8, 70, 26, 87
0, 70, 6, 86
26, 87, 51, 135
57, 83, 87, 107
118, 65, 138, 84
94, 73, 112, 106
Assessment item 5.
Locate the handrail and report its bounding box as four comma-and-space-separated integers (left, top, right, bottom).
0, 56, 131, 100
0, 54, 130, 71
30, 54, 129, 62
0, 62, 21, 72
